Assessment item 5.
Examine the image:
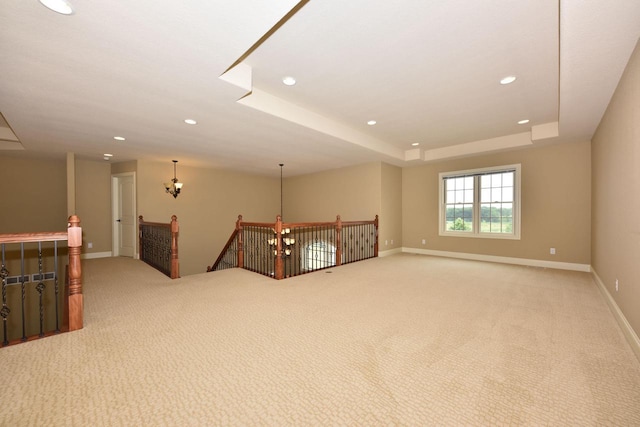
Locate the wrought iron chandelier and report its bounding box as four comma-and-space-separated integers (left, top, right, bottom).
268, 163, 295, 257
164, 160, 183, 199
269, 228, 295, 256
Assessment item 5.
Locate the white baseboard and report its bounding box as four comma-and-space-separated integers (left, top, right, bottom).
81, 251, 112, 260
401, 247, 591, 272
591, 269, 640, 362
378, 248, 403, 257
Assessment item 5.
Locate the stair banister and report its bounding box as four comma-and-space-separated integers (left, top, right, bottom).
67, 215, 83, 331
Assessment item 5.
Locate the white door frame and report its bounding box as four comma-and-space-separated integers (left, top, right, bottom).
111, 172, 137, 258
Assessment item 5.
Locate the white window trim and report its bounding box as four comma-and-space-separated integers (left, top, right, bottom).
302, 241, 337, 271
438, 164, 521, 240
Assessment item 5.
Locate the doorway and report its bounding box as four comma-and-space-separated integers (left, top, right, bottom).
112, 173, 137, 257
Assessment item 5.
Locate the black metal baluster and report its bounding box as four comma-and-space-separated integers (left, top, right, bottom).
284, 227, 289, 278
165, 227, 170, 274
20, 243, 26, 341
265, 227, 269, 275
289, 227, 294, 276
260, 227, 265, 276
258, 227, 262, 274
54, 241, 59, 333
361, 224, 365, 260
248, 228, 250, 270
324, 225, 329, 269
320, 225, 325, 270
1, 244, 10, 346
344, 227, 349, 264
369, 223, 374, 258
248, 227, 252, 272
314, 225, 319, 270
253, 227, 257, 273
358, 224, 362, 261
349, 226, 354, 263
36, 242, 46, 337
271, 226, 275, 277
294, 227, 299, 276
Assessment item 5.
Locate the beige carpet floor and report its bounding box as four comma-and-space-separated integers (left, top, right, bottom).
1, 254, 639, 426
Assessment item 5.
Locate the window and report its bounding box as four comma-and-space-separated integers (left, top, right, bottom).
303, 241, 336, 271
439, 164, 521, 239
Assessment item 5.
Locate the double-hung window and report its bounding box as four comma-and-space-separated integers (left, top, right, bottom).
439, 164, 521, 239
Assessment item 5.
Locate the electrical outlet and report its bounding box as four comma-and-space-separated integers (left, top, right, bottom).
88, 242, 93, 249
550, 247, 556, 255
421, 239, 426, 245
616, 279, 619, 292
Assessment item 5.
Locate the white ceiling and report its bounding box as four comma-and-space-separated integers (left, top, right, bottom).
0, 0, 638, 177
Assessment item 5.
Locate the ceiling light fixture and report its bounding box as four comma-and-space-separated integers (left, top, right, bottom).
39, 0, 74, 15
367, 120, 377, 126
184, 119, 197, 125
282, 76, 296, 86
518, 119, 530, 124
103, 153, 113, 157
500, 76, 517, 85
164, 160, 183, 199
411, 142, 420, 146
113, 136, 125, 141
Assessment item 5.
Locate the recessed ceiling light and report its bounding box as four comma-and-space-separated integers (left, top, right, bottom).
411, 142, 420, 146
103, 153, 113, 157
282, 76, 296, 86
184, 119, 197, 125
39, 0, 74, 15
500, 76, 517, 85
518, 119, 530, 125
367, 120, 377, 126
113, 136, 125, 141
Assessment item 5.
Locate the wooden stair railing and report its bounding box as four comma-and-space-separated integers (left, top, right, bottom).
139, 215, 179, 279
207, 214, 378, 280
207, 215, 243, 272
0, 215, 83, 347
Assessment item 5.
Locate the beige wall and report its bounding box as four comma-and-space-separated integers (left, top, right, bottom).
111, 160, 137, 175
380, 163, 402, 250
591, 40, 640, 336
283, 162, 403, 250
75, 159, 112, 254
403, 140, 591, 264
0, 156, 68, 300
283, 162, 382, 223
137, 160, 280, 276
0, 156, 67, 233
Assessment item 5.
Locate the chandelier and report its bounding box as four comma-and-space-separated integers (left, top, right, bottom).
268, 163, 294, 257
269, 227, 295, 256
164, 160, 183, 199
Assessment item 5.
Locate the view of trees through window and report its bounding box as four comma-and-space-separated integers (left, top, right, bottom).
444, 170, 514, 234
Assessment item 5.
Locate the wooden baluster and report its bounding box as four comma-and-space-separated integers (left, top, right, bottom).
236, 215, 244, 269
67, 215, 83, 331
274, 215, 284, 280
170, 215, 179, 279
335, 215, 342, 266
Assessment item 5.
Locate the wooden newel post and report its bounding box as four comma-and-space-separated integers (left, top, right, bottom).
335, 215, 342, 266
236, 215, 244, 269
274, 215, 284, 280
170, 215, 180, 279
374, 215, 379, 257
67, 215, 83, 331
